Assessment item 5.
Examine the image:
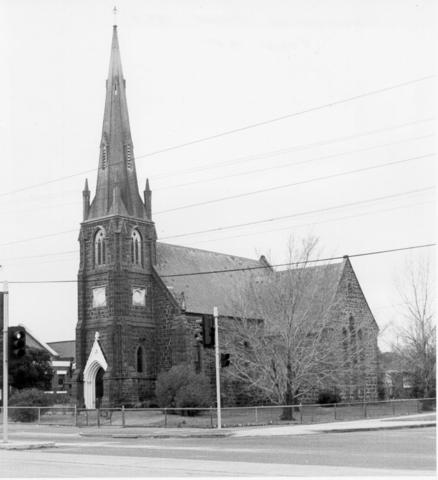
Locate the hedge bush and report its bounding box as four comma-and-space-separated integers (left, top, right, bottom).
9, 388, 55, 422
155, 364, 212, 415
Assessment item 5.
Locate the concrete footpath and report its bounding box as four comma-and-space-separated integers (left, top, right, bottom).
0, 412, 434, 449
78, 412, 436, 438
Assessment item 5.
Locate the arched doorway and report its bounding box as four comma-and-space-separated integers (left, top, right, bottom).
95, 368, 105, 408
83, 333, 108, 409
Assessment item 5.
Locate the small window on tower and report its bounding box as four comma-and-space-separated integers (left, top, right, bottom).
131, 229, 142, 266
94, 228, 106, 266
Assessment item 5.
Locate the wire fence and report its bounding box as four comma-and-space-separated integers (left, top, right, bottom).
1, 398, 435, 428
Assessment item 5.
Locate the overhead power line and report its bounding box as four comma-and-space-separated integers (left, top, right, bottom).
155, 133, 434, 191
4, 243, 435, 284
160, 186, 435, 240
155, 153, 434, 215
2, 199, 433, 266
134, 75, 435, 161
0, 99, 433, 198
1, 124, 433, 216
160, 244, 436, 278
150, 118, 435, 181
1, 186, 433, 251
0, 230, 77, 247
188, 200, 435, 246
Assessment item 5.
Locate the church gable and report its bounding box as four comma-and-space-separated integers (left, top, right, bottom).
332, 257, 379, 332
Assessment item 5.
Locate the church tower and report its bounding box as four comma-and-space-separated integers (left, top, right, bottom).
72, 26, 158, 407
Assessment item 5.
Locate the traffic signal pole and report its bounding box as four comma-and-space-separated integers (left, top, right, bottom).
213, 306, 221, 430
2, 282, 8, 443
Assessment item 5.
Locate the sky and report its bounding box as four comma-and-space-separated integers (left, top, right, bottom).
0, 0, 436, 350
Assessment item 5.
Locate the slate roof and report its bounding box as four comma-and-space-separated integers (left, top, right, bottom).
47, 340, 76, 359
155, 242, 346, 318
155, 242, 266, 316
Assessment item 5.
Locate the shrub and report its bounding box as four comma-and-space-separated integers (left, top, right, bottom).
317, 390, 341, 405
9, 388, 55, 422
175, 376, 212, 414
155, 364, 212, 415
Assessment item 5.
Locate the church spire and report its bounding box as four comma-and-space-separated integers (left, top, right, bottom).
87, 26, 146, 220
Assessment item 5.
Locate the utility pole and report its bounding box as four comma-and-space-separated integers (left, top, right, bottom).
2, 281, 9, 443
214, 306, 221, 429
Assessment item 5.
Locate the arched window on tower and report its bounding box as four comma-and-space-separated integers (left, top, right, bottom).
136, 345, 145, 373
94, 228, 106, 266
131, 229, 142, 266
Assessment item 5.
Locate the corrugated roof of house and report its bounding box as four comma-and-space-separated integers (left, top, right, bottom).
47, 340, 76, 359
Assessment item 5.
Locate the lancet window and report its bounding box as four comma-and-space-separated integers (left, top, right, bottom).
136, 346, 145, 373
131, 229, 142, 266
94, 228, 106, 266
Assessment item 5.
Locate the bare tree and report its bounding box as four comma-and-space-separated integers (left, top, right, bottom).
393, 254, 436, 397
222, 238, 344, 413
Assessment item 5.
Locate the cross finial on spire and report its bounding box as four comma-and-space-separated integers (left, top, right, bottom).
113, 5, 118, 26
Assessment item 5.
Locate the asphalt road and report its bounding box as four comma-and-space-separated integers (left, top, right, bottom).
0, 427, 435, 477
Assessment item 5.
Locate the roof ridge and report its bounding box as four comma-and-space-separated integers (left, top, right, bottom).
157, 241, 262, 264
47, 340, 75, 344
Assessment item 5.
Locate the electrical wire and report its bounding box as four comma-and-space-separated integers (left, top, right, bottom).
151, 120, 435, 181
160, 186, 434, 240
2, 199, 433, 266
3, 243, 435, 284
154, 133, 434, 191
133, 75, 435, 161
187, 200, 435, 246
154, 153, 434, 215
1, 128, 433, 218
0, 113, 433, 197
1, 186, 433, 251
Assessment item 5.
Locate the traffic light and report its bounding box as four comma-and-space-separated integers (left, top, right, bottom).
8, 327, 26, 359
220, 353, 230, 368
194, 316, 215, 348
194, 318, 203, 344
202, 316, 215, 349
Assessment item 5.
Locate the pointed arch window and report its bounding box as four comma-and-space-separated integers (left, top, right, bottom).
136, 345, 145, 373
94, 228, 106, 266
131, 229, 142, 266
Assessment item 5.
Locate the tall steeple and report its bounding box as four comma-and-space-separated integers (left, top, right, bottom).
87, 26, 147, 220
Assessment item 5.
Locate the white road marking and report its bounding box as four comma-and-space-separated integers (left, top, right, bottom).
1, 449, 433, 477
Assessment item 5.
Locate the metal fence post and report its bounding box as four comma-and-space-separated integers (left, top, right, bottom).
121, 406, 125, 428
334, 403, 337, 420
37, 407, 41, 425
74, 405, 78, 427
97, 409, 100, 428
86, 409, 89, 426
210, 407, 213, 428
392, 401, 395, 416
300, 405, 303, 424
164, 408, 168, 428
255, 407, 258, 424
363, 402, 367, 419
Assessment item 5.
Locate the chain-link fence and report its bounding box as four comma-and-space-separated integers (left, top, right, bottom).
1, 398, 435, 428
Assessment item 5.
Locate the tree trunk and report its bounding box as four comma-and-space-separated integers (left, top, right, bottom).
281, 362, 295, 421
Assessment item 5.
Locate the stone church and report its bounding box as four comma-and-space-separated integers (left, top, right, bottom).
72, 26, 379, 408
